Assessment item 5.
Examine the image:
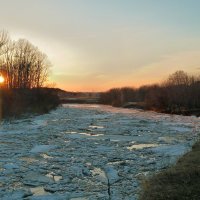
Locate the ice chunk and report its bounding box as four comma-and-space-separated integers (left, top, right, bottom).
30, 145, 57, 153
4, 163, 19, 170
91, 167, 107, 183
23, 172, 53, 186
104, 166, 119, 184
29, 193, 70, 200
152, 144, 189, 156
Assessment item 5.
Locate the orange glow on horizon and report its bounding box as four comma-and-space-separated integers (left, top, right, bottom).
56, 78, 159, 92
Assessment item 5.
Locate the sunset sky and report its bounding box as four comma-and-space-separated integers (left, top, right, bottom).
1, 0, 200, 91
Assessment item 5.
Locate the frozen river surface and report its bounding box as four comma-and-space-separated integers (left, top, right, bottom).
0, 104, 199, 200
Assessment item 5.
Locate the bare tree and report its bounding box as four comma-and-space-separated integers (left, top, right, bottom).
0, 31, 9, 50
165, 70, 191, 86
0, 35, 50, 89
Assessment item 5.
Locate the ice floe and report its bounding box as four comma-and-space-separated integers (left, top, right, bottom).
0, 104, 199, 199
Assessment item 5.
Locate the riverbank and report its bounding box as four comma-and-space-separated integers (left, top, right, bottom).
139, 139, 200, 200
99, 71, 200, 117
123, 102, 200, 117
0, 88, 60, 119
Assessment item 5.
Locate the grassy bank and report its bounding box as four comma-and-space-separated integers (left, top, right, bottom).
139, 140, 200, 200
0, 88, 60, 119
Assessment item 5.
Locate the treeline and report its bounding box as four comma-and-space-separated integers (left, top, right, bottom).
1, 88, 60, 119
0, 31, 60, 118
100, 71, 200, 115
0, 31, 49, 89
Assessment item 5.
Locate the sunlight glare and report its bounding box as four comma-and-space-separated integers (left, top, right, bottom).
0, 75, 5, 83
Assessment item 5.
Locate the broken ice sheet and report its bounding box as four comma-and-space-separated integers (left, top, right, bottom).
0, 104, 198, 199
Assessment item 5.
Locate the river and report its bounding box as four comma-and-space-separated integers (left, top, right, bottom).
0, 104, 199, 200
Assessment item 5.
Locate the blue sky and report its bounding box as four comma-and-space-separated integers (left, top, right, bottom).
1, 0, 200, 91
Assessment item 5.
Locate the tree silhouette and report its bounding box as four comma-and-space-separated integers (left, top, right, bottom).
0, 31, 50, 89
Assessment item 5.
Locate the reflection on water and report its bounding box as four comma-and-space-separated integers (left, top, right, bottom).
79, 132, 104, 137
89, 125, 104, 129
63, 104, 101, 109
66, 131, 104, 138
127, 143, 159, 150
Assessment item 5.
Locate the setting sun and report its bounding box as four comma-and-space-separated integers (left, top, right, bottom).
0, 75, 5, 83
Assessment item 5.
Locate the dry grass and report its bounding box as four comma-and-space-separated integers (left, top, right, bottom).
140, 141, 200, 200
